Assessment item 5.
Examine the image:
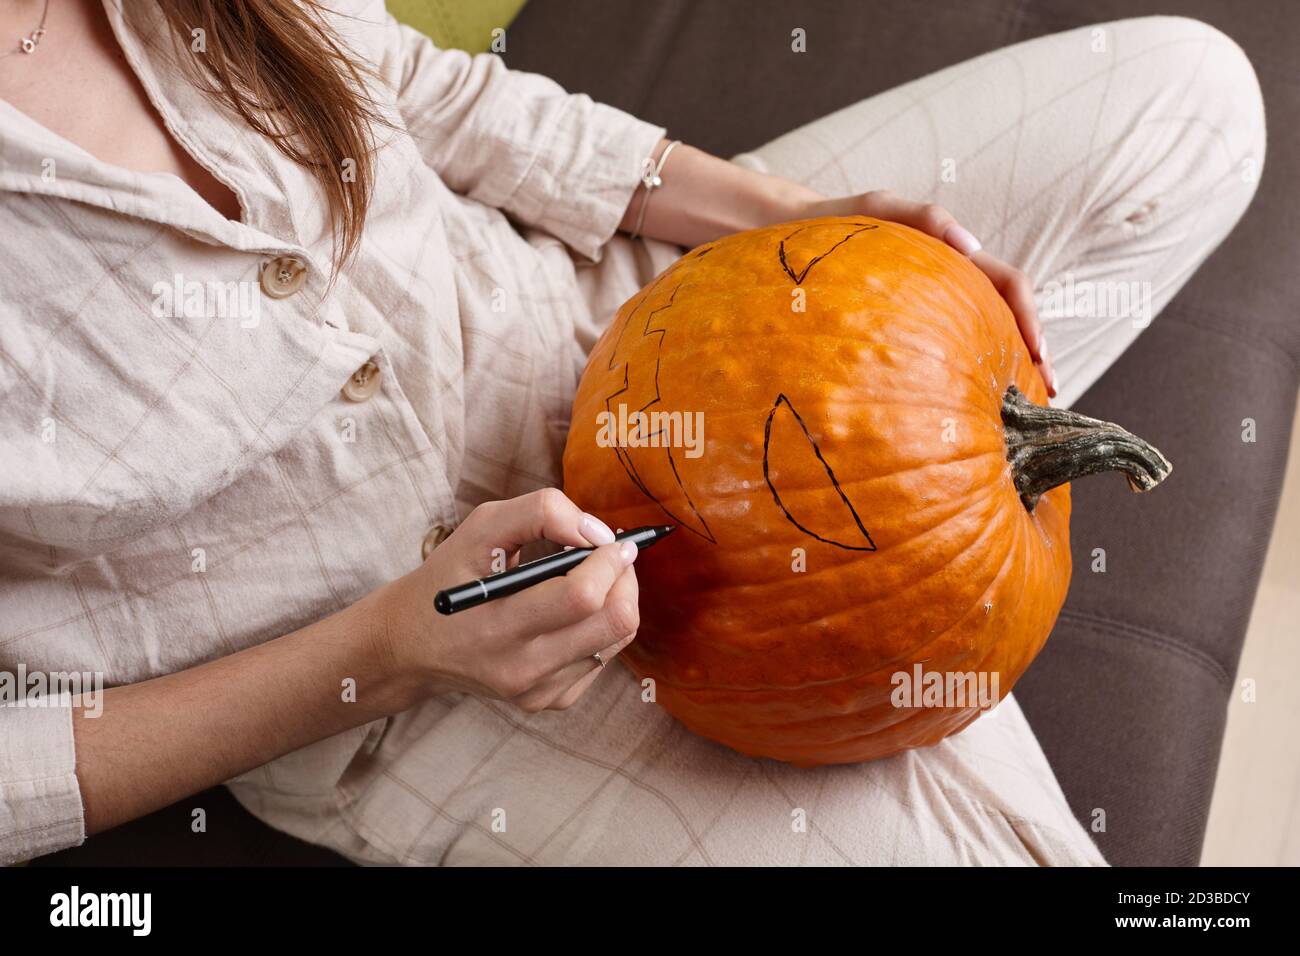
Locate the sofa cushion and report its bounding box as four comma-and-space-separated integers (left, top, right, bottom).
388, 0, 526, 53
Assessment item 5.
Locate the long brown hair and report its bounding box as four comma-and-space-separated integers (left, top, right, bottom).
152, 0, 384, 273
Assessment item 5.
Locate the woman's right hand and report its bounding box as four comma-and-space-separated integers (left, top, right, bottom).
362, 489, 640, 714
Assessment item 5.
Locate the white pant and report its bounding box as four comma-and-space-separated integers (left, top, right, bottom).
583, 17, 1265, 410
243, 17, 1264, 866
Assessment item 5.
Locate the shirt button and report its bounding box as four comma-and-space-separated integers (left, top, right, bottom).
341, 360, 381, 402
421, 524, 452, 560
260, 256, 308, 299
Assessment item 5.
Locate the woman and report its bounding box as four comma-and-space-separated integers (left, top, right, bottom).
0, 0, 1262, 865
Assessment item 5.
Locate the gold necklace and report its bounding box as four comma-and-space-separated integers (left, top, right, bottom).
2, 0, 50, 58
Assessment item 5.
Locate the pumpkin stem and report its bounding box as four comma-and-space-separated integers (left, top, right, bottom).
1001, 385, 1173, 512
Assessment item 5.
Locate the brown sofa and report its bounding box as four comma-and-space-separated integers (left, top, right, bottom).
35, 0, 1297, 867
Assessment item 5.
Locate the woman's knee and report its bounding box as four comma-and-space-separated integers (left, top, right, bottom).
1113, 16, 1265, 183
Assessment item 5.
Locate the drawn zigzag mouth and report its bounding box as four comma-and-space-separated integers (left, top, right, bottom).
603, 273, 715, 542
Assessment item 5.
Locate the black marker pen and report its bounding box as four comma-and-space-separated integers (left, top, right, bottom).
434, 525, 675, 615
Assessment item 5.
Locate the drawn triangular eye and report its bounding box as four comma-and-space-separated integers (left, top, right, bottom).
763, 394, 877, 551
778, 220, 878, 285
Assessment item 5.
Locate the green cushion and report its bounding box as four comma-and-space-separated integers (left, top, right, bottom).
387, 0, 527, 53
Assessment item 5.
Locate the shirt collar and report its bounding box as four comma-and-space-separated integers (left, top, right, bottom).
0, 1, 324, 265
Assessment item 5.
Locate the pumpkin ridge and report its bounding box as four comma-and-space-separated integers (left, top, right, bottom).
690, 475, 1008, 607
871, 234, 1018, 373
748, 393, 1000, 420
655, 292, 1014, 403
994, 501, 1068, 681
654, 497, 1015, 690
762, 450, 1004, 505
738, 322, 1020, 400
824, 487, 1027, 675
765, 547, 1015, 657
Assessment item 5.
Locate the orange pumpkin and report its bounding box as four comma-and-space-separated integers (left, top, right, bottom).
562, 217, 1170, 766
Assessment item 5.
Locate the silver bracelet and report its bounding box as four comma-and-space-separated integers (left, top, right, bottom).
630, 139, 681, 240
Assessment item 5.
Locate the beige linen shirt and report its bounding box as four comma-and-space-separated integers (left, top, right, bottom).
0, 0, 663, 863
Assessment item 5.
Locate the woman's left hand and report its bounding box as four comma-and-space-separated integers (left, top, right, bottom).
807, 191, 1057, 397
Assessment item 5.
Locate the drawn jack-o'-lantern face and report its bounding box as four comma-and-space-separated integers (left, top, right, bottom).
587, 219, 885, 551
562, 216, 1165, 766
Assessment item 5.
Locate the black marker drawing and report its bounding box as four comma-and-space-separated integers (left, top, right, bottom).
778, 220, 878, 285
763, 393, 877, 551
602, 269, 716, 542
597, 221, 881, 549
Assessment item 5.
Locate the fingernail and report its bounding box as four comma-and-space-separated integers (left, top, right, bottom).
944, 223, 982, 256
580, 513, 616, 546
1039, 340, 1059, 396
619, 540, 639, 564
